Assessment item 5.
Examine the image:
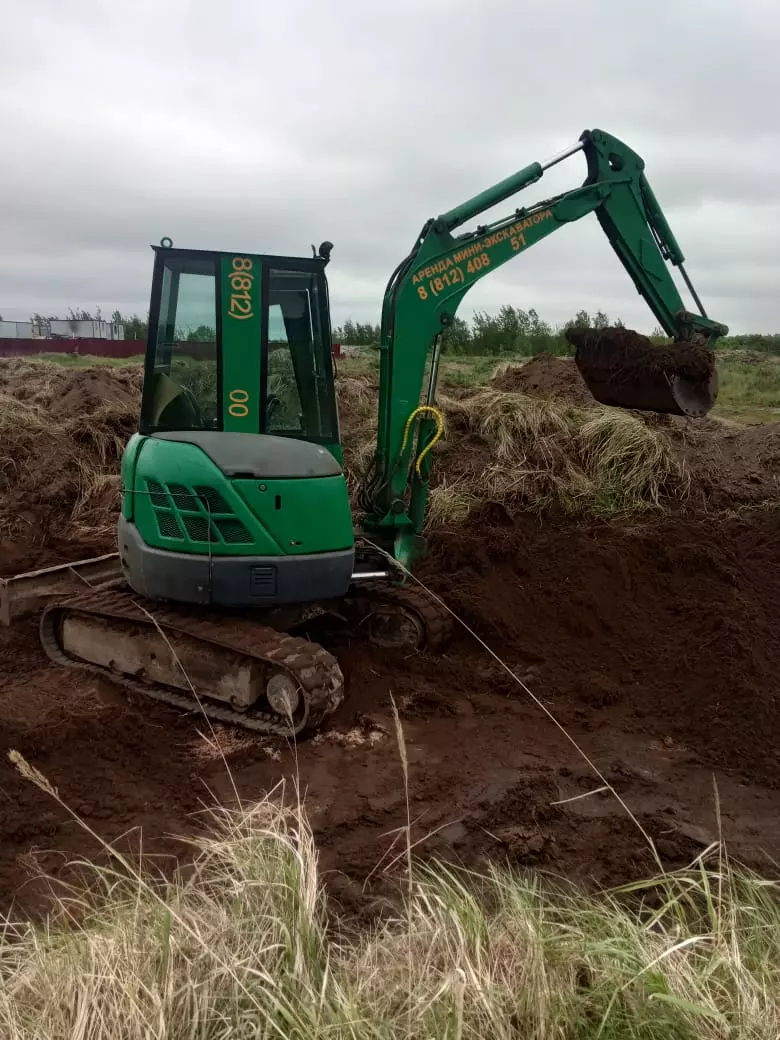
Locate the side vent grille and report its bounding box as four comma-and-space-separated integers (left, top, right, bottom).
215, 518, 253, 544
156, 511, 184, 540
251, 566, 277, 596
167, 483, 199, 511
147, 479, 169, 507
146, 480, 253, 546
182, 515, 215, 542
194, 486, 230, 513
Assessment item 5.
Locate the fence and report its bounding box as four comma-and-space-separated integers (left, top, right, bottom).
1, 339, 352, 361
0, 339, 145, 359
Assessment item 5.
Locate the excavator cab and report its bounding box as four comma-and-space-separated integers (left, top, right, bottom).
140, 244, 339, 442
119, 242, 356, 610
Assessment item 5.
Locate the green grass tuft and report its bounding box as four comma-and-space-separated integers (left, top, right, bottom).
712, 358, 780, 423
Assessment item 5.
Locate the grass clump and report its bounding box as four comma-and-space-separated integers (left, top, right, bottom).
2, 781, 780, 1039
578, 409, 692, 512
445, 389, 689, 520
336, 367, 690, 526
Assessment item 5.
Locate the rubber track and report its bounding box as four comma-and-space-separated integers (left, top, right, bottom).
40, 586, 344, 737
345, 581, 454, 651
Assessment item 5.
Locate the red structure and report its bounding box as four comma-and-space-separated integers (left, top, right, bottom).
2, 340, 344, 362
0, 339, 146, 359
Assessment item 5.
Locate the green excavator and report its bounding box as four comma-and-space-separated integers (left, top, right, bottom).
13, 129, 727, 735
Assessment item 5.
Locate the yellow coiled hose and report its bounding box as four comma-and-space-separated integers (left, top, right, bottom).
399, 405, 445, 476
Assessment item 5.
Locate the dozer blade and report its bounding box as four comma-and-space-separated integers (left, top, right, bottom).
0, 553, 121, 626
567, 327, 718, 417
40, 585, 344, 737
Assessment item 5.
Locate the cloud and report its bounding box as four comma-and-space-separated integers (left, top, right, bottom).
1, 0, 778, 333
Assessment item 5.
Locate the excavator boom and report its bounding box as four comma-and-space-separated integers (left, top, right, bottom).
360, 128, 727, 565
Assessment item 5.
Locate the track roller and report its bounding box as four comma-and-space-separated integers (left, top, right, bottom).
40, 586, 344, 737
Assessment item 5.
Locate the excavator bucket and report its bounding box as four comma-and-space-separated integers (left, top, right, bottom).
567, 327, 718, 418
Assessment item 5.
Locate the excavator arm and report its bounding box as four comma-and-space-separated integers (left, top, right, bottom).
360, 128, 728, 566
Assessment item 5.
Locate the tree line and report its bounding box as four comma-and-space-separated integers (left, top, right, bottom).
335, 309, 780, 356
335, 308, 615, 356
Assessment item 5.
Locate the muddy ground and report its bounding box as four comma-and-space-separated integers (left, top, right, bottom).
1, 358, 780, 918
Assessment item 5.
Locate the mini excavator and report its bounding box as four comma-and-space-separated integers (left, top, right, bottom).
8, 129, 728, 735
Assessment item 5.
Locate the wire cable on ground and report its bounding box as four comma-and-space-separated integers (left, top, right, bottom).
360, 536, 664, 870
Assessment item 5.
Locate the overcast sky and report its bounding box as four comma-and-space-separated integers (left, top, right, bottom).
1, 0, 778, 334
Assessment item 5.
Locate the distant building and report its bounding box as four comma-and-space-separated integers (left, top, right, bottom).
0, 320, 38, 339
0, 319, 125, 340
49, 319, 124, 340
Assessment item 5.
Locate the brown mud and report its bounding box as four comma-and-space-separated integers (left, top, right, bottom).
1, 358, 780, 918
2, 508, 780, 918
566, 326, 716, 383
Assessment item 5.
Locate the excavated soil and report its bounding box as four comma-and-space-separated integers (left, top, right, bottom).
2, 358, 780, 919
566, 327, 716, 384
0, 363, 140, 575
491, 353, 596, 406
566, 327, 717, 413
3, 510, 780, 918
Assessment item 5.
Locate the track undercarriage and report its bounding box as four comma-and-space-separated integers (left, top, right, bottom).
31, 572, 452, 737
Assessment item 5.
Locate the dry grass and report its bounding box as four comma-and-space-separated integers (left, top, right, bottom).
2, 765, 779, 1039
330, 375, 696, 530
334, 371, 692, 527
71, 471, 123, 537
578, 410, 692, 511
0, 393, 53, 437
448, 388, 573, 460
425, 481, 478, 530
338, 374, 380, 502
401, 387, 688, 524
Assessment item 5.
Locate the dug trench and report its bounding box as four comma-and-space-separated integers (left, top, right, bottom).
2, 508, 780, 918
2, 357, 780, 918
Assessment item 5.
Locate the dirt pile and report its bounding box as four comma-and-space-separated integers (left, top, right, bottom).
422, 507, 780, 787
0, 362, 141, 575
339, 361, 780, 523
491, 353, 595, 407
0, 359, 141, 415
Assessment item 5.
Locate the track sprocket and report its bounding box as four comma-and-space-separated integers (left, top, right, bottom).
341, 581, 453, 652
